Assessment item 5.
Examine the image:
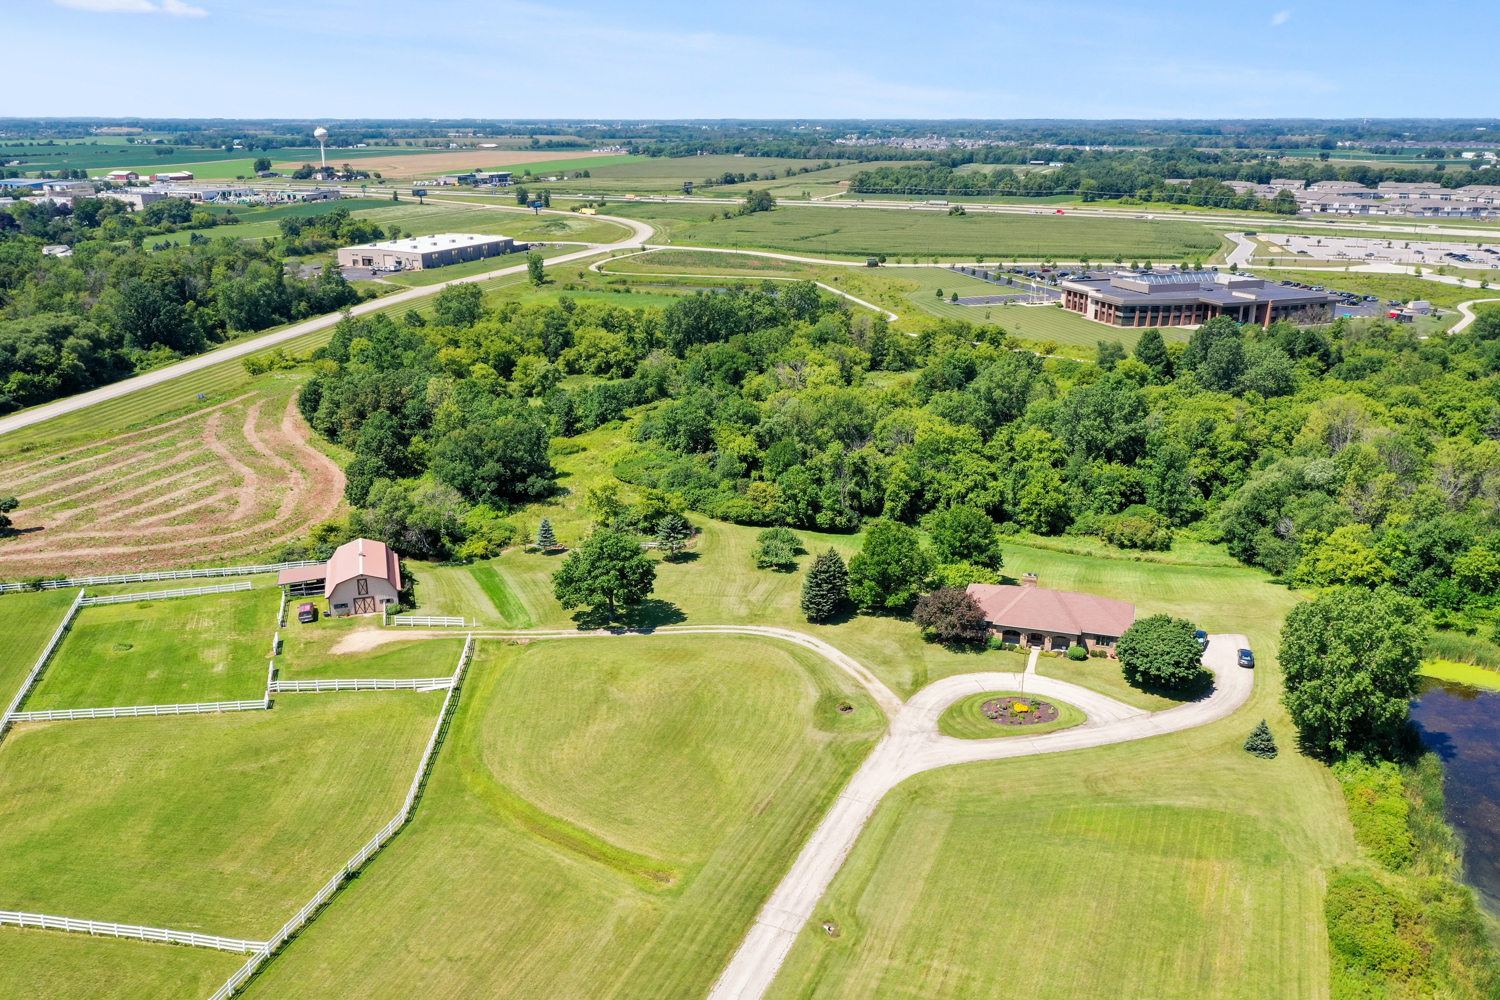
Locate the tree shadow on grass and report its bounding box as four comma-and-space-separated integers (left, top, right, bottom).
1126, 666, 1216, 703
661, 551, 701, 564
569, 599, 687, 632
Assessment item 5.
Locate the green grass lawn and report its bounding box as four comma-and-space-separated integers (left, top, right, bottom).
0, 927, 244, 1000
0, 690, 443, 939
0, 590, 84, 705
237, 634, 884, 1000
673, 208, 1225, 262
938, 690, 1085, 739
25, 589, 277, 710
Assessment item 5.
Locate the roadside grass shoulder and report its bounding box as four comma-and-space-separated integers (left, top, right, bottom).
0, 927, 244, 1000
0, 691, 443, 939
237, 634, 884, 1000
0, 590, 84, 705
25, 588, 278, 710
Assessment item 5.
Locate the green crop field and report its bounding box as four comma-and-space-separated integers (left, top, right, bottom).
0, 590, 83, 702
669, 207, 1227, 262
0, 928, 244, 1000
24, 589, 278, 710
237, 634, 884, 1000
606, 248, 815, 275
0, 690, 443, 939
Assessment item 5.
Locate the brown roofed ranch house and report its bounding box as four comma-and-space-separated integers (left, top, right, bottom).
276, 538, 402, 617
966, 576, 1135, 652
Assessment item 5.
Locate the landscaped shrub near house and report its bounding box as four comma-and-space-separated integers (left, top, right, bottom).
1067, 645, 1088, 660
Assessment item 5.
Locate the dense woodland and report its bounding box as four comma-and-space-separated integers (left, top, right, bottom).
295, 278, 1500, 656
0, 204, 363, 411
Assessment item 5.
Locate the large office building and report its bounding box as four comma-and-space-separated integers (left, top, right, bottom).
336, 233, 519, 272
1058, 270, 1340, 328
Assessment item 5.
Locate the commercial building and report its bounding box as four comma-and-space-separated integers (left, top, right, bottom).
276, 537, 402, 617
103, 170, 139, 182
1058, 269, 1340, 328
98, 188, 167, 210
336, 232, 519, 272
149, 171, 194, 183
966, 578, 1136, 652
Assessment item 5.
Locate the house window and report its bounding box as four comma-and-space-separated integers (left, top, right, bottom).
357, 578, 369, 596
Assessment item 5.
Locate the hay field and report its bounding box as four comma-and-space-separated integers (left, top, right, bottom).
237, 635, 884, 999
273, 149, 629, 178
0, 386, 344, 577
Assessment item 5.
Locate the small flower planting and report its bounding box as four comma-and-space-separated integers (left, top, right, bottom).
980, 697, 1060, 726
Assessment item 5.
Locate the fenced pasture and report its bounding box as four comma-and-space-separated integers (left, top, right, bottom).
389, 615, 467, 627
0, 386, 343, 577
276, 624, 467, 682
0, 559, 320, 594
0, 926, 245, 1000
0, 589, 83, 705
238, 635, 885, 1000
678, 208, 1225, 262
0, 691, 445, 940
24, 588, 276, 711
0, 910, 265, 953
10, 698, 269, 722
78, 581, 253, 606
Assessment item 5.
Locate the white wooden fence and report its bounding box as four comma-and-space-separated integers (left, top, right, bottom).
268, 677, 453, 693
389, 615, 466, 627
0, 910, 266, 954
78, 581, 253, 607
0, 560, 323, 594
0, 589, 84, 740
9, 698, 269, 722
206, 637, 475, 1000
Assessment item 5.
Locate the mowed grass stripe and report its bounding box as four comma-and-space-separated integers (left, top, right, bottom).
0, 926, 245, 1000
0, 590, 83, 704
238, 635, 885, 1000
0, 691, 444, 939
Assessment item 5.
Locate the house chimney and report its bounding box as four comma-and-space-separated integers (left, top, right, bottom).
1021, 573, 1038, 588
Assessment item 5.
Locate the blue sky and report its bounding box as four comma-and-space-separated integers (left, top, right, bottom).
14, 0, 1500, 120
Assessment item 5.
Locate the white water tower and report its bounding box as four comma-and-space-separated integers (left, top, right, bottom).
314, 126, 328, 168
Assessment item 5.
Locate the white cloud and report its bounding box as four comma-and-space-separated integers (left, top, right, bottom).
54, 0, 206, 16
1271, 9, 1292, 25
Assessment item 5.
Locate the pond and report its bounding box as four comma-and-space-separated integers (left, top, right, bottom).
1410, 677, 1500, 915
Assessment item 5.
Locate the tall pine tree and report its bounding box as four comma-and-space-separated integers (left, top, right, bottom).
1133, 327, 1172, 382
536, 518, 557, 550
801, 548, 850, 623
655, 514, 691, 561
1244, 720, 1278, 759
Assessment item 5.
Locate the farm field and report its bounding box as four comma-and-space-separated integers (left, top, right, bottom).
237, 634, 884, 1000
604, 248, 816, 275
0, 589, 82, 703
0, 929, 243, 1000
0, 690, 445, 939
670, 207, 1227, 262
0, 384, 344, 577
272, 150, 633, 179
24, 589, 277, 710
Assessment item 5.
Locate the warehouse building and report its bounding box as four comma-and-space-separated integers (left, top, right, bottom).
1058, 270, 1340, 328
335, 232, 520, 271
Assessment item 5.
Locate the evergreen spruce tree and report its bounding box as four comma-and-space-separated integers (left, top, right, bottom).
536, 517, 557, 550
1244, 719, 1278, 759
1133, 327, 1172, 382
801, 548, 850, 623
655, 514, 692, 561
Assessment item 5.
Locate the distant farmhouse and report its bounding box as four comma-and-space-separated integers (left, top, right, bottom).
1059, 270, 1339, 328
336, 233, 520, 272
966, 577, 1136, 653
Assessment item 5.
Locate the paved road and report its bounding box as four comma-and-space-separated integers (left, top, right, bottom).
0, 212, 654, 440
1225, 232, 1256, 267
1453, 298, 1500, 333
440, 624, 1252, 1000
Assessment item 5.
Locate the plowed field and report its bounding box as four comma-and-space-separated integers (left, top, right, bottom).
0, 388, 343, 576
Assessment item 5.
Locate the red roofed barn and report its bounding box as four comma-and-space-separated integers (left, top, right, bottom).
276, 538, 402, 617
966, 576, 1135, 652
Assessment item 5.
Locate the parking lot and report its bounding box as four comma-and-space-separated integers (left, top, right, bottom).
1256, 232, 1500, 268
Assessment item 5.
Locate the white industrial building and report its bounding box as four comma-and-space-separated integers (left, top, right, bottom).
336, 233, 520, 271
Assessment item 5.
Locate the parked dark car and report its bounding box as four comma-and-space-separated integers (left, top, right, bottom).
298, 602, 318, 624
1237, 649, 1255, 668
1195, 630, 1209, 650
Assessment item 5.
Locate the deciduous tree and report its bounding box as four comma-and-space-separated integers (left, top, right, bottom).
913, 586, 989, 643
848, 519, 932, 608
1116, 613, 1204, 689
551, 529, 656, 621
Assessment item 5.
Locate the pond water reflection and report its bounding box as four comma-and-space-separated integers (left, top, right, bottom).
1410, 677, 1500, 915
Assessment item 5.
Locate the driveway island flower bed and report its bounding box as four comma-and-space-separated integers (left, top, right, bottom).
938, 690, 1086, 740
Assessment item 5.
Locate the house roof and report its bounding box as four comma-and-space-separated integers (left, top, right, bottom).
323, 538, 401, 596
276, 564, 327, 586
965, 583, 1136, 638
